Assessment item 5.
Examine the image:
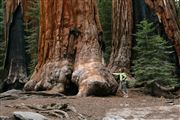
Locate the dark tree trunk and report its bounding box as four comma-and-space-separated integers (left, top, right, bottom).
133, 0, 168, 38
133, 0, 154, 23
144, 0, 180, 66
24, 0, 118, 96
108, 0, 133, 75
3, 0, 27, 90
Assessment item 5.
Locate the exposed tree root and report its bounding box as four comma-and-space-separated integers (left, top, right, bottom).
0, 89, 66, 100
21, 91, 66, 97
7, 103, 87, 120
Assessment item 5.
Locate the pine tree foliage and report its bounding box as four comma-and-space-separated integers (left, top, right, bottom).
97, 0, 112, 62
175, 0, 180, 26
132, 20, 178, 88
0, 0, 5, 74
24, 0, 39, 75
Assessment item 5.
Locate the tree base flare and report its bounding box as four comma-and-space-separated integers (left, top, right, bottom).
72, 62, 118, 97
24, 60, 73, 94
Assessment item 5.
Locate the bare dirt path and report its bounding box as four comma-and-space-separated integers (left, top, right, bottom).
0, 90, 179, 120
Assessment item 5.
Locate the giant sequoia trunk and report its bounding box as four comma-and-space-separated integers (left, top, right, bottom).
3, 0, 27, 90
24, 0, 118, 96
108, 0, 133, 74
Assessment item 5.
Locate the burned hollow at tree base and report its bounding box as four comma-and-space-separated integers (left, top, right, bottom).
3, 1, 27, 91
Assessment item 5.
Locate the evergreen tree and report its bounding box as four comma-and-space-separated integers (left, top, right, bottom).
0, 0, 5, 74
97, 0, 112, 62
24, 0, 39, 75
175, 0, 180, 25
132, 20, 178, 89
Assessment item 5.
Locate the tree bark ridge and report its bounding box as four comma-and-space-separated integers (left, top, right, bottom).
108, 0, 133, 74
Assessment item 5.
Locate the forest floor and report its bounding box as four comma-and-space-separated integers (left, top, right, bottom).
0, 89, 179, 120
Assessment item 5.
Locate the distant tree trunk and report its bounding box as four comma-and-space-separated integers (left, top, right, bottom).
24, 0, 118, 96
108, 0, 180, 75
132, 0, 157, 28
108, 0, 133, 74
3, 0, 27, 90
144, 0, 180, 65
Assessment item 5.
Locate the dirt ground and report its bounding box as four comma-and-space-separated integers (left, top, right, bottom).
0, 89, 179, 120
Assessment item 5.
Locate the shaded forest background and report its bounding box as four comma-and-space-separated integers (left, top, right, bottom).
0, 0, 180, 96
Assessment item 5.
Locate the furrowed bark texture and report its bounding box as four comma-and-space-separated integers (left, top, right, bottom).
72, 0, 118, 96
145, 0, 180, 65
24, 0, 74, 93
3, 0, 27, 90
24, 0, 118, 96
108, 0, 133, 74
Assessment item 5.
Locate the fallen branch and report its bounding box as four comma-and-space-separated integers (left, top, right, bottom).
155, 82, 179, 92
21, 91, 66, 98
26, 105, 45, 111
67, 106, 87, 120
40, 111, 63, 118
53, 110, 69, 119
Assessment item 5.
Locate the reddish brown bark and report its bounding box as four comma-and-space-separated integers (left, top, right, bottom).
71, 0, 118, 96
108, 0, 133, 74
24, 0, 118, 96
145, 0, 180, 65
24, 0, 74, 93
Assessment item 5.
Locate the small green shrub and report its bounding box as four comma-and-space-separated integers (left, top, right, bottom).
132, 20, 178, 89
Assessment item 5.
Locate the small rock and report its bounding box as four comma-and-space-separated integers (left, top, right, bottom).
103, 115, 125, 120
124, 103, 129, 107
119, 104, 123, 107
0, 116, 10, 120
13, 111, 48, 120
